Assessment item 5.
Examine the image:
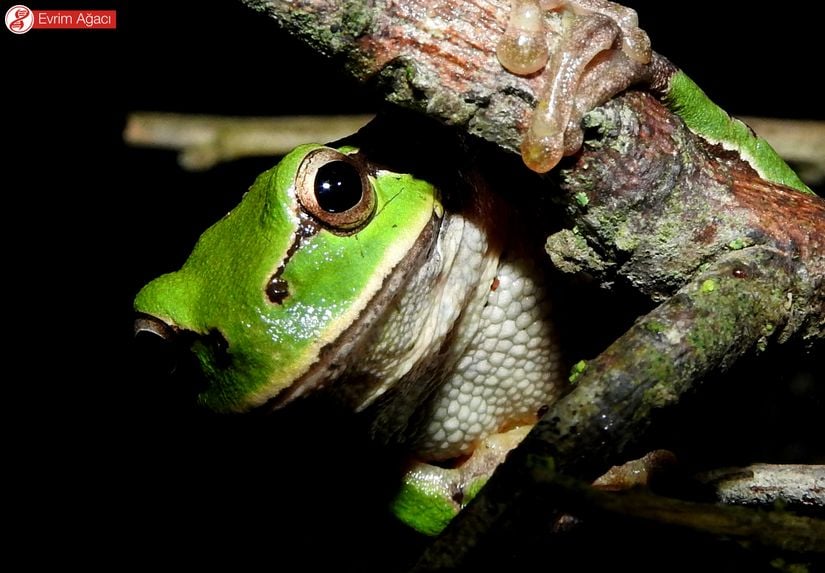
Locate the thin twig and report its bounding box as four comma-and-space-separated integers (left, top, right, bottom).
124, 112, 374, 170
696, 464, 825, 508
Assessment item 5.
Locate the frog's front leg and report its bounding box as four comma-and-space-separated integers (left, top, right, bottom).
496, 0, 649, 75
498, 1, 652, 173
559, 38, 653, 158
524, 13, 646, 172
552, 0, 651, 63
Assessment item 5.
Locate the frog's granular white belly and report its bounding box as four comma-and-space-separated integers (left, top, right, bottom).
348, 201, 564, 462
414, 254, 562, 459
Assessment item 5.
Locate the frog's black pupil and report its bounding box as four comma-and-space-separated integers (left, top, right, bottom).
314, 160, 363, 213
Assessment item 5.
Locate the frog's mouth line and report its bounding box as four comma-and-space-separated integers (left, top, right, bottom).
134, 314, 178, 341
262, 213, 443, 412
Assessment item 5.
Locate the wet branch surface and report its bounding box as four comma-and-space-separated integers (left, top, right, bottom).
244, 0, 824, 568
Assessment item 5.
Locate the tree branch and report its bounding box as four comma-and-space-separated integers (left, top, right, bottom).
696, 464, 825, 509
243, 0, 539, 149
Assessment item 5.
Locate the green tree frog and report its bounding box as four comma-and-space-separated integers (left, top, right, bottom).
135, 140, 565, 535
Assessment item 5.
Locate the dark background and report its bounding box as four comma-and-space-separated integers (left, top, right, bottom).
6, 1, 823, 570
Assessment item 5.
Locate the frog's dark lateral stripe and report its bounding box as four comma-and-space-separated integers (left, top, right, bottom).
264, 214, 442, 410
266, 210, 320, 304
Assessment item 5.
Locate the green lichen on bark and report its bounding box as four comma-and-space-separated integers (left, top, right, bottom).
529, 248, 793, 467
547, 93, 822, 344
378, 60, 480, 126
545, 227, 611, 276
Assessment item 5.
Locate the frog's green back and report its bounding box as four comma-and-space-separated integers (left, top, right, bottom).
665, 71, 813, 195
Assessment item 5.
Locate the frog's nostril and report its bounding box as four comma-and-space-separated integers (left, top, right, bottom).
134, 313, 181, 379
132, 314, 210, 409
134, 313, 176, 341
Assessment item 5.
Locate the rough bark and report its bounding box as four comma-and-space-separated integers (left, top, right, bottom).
242, 0, 547, 149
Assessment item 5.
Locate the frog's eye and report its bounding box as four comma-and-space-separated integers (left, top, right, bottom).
295, 148, 375, 232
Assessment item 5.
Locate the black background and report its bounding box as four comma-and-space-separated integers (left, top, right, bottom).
6, 1, 823, 570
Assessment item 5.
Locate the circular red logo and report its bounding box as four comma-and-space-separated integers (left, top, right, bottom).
5, 5, 34, 34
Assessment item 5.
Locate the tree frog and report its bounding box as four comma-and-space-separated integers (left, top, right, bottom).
496, 0, 813, 195
135, 138, 565, 535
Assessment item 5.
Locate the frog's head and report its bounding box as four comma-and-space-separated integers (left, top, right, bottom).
134, 144, 441, 413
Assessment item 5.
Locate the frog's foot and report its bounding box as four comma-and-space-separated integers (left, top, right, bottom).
522, 13, 627, 172
394, 433, 679, 535
548, 0, 651, 64
497, 1, 652, 173
560, 46, 653, 156
592, 449, 678, 491
497, 0, 650, 73
391, 425, 531, 536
